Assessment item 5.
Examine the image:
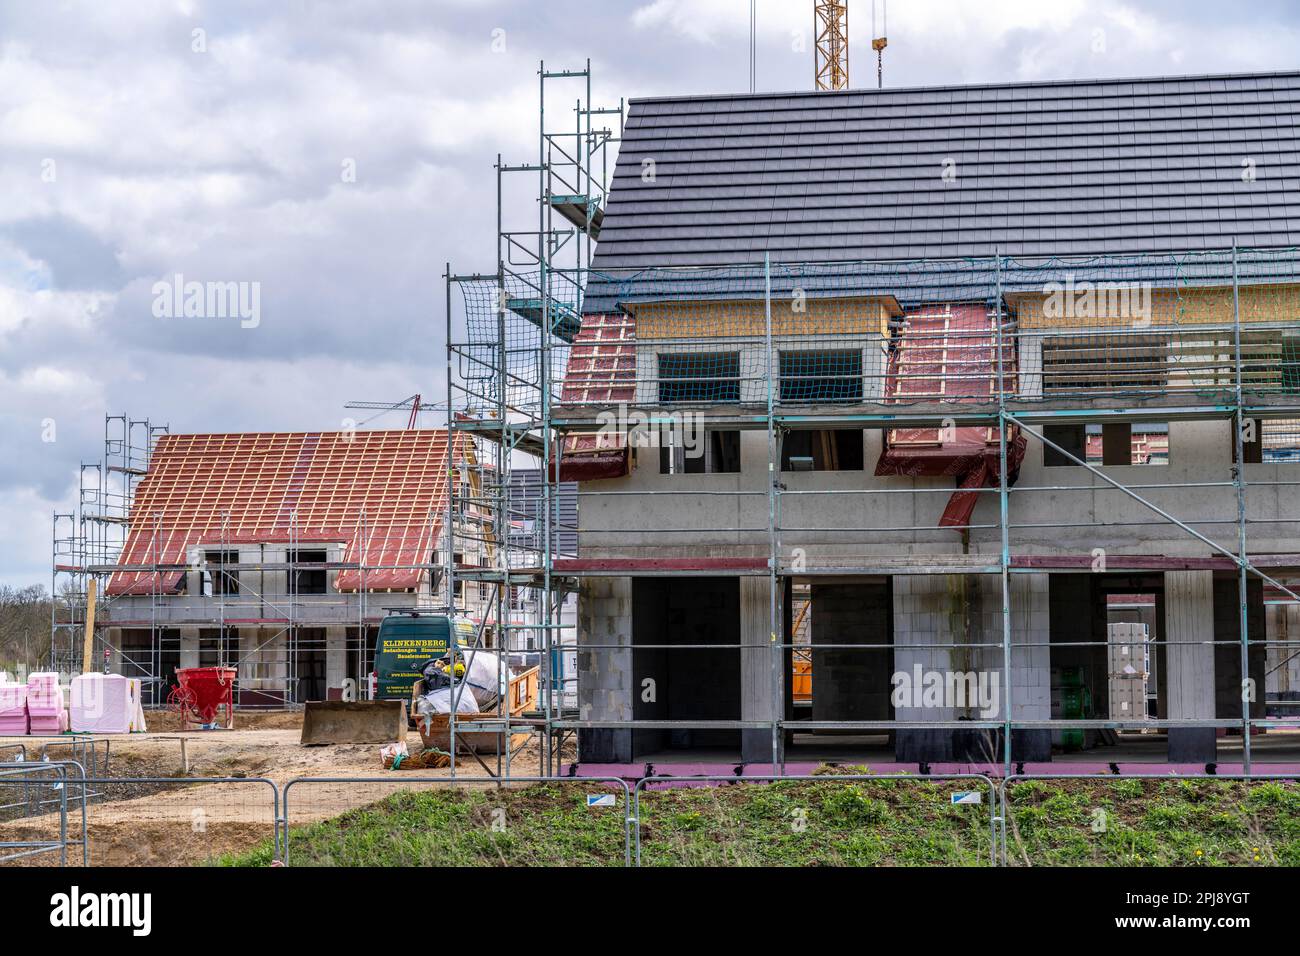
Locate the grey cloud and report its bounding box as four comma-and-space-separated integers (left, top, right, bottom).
2, 0, 1300, 588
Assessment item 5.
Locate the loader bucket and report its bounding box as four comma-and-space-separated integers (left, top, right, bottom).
300, 700, 406, 746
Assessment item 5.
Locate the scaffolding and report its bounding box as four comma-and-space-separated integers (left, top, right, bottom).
52, 428, 501, 710
51, 415, 167, 678
445, 60, 621, 775
446, 65, 1300, 776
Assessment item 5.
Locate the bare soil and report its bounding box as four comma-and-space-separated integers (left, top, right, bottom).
0, 710, 568, 867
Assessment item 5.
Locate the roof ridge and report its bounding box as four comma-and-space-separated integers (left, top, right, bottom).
629, 69, 1300, 105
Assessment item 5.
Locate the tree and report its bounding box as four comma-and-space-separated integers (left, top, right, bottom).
0, 584, 53, 674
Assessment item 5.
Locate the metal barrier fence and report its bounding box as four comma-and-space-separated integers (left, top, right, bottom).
0, 771, 277, 867
36, 736, 111, 786
633, 773, 998, 867
280, 776, 632, 866
0, 760, 86, 865
999, 773, 1300, 867
7, 767, 1300, 867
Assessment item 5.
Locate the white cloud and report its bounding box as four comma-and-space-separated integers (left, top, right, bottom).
1, 0, 1299, 589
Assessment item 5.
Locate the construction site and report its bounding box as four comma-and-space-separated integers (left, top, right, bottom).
4, 1, 1300, 873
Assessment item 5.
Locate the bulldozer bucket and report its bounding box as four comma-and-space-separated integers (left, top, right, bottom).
300, 700, 406, 746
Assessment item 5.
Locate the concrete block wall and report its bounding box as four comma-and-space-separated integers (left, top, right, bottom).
577, 576, 633, 762
1266, 603, 1300, 697
578, 415, 1300, 566
1009, 574, 1052, 723
1164, 569, 1217, 761
326, 626, 348, 689
892, 573, 1050, 760
238, 627, 286, 693
739, 576, 780, 761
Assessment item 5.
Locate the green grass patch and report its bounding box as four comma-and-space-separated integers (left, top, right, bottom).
1005, 779, 1300, 866
219, 775, 1300, 867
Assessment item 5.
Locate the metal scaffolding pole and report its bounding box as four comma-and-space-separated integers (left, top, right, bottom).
765, 252, 781, 771
995, 251, 1013, 776
1231, 242, 1253, 772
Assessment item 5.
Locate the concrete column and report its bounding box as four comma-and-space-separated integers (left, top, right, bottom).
577, 577, 633, 762
106, 627, 123, 675
326, 626, 347, 691
740, 576, 781, 763
894, 574, 1050, 762
1164, 570, 1216, 762
1008, 575, 1052, 760
179, 627, 199, 670
893, 575, 957, 761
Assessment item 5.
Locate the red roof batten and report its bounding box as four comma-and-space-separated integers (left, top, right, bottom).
107, 430, 465, 596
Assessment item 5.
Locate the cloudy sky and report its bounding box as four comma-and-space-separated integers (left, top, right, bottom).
1, 0, 1298, 588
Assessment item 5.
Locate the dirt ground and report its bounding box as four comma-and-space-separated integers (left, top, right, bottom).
0, 710, 569, 867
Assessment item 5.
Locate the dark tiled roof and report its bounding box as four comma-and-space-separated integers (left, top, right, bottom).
585, 71, 1300, 313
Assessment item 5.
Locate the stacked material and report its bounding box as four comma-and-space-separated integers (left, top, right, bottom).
0, 681, 28, 735
70, 674, 147, 734
26, 672, 68, 735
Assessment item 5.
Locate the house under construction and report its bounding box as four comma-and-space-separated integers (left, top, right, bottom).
446, 66, 1300, 774
53, 427, 530, 706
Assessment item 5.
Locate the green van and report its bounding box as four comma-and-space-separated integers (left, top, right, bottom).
370, 611, 475, 701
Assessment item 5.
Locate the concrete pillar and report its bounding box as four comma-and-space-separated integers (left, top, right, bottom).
1008, 575, 1052, 760
179, 627, 199, 670
577, 577, 633, 762
893, 575, 958, 761
1164, 570, 1216, 762
740, 576, 781, 763
326, 626, 347, 691
106, 627, 124, 675
894, 574, 1050, 762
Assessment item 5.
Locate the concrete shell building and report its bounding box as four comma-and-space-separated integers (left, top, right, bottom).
448, 68, 1300, 772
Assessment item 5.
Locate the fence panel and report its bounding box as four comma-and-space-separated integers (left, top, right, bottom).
280, 776, 631, 867
0, 761, 75, 865
1000, 774, 1300, 866
0, 774, 277, 867
634, 773, 998, 867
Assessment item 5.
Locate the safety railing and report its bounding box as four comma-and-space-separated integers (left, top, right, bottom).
0, 760, 86, 865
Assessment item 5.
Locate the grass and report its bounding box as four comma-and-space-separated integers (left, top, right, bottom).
1006, 778, 1300, 866
219, 773, 1300, 867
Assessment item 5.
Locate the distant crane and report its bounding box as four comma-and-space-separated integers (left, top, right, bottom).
813, 1, 850, 91
871, 0, 887, 90
814, 1, 889, 91
343, 394, 430, 429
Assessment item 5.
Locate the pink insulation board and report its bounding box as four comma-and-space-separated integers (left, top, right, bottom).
0, 684, 28, 735
70, 674, 146, 734
26, 672, 67, 734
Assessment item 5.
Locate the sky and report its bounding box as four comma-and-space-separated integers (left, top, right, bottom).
1, 0, 1298, 588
